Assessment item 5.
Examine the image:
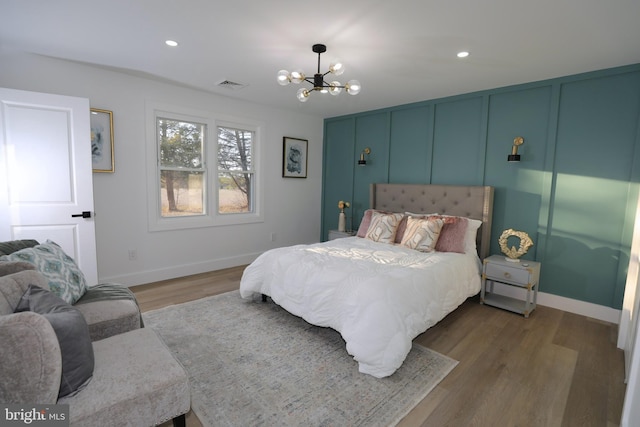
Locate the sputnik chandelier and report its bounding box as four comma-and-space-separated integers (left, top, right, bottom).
277, 44, 361, 102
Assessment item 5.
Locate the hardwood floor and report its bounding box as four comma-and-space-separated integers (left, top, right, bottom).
133, 266, 626, 427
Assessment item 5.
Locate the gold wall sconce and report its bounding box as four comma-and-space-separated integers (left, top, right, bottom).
358, 147, 371, 166
508, 137, 524, 162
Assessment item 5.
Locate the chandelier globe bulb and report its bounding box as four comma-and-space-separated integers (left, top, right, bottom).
296, 88, 310, 102
346, 80, 361, 95
329, 61, 345, 76
277, 70, 291, 86
329, 81, 342, 96
290, 70, 305, 84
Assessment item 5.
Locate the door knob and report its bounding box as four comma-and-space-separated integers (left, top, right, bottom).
72, 211, 92, 218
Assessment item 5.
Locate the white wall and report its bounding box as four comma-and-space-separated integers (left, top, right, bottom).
0, 50, 324, 286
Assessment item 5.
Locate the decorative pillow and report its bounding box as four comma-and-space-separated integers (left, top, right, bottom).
396, 212, 439, 243
464, 218, 483, 254
400, 217, 444, 252
356, 209, 394, 238
14, 285, 94, 398
365, 212, 403, 243
436, 215, 482, 254
356, 209, 375, 237
394, 215, 409, 244
0, 241, 88, 304
428, 215, 469, 254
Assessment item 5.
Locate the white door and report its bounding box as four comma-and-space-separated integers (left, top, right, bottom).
619, 190, 640, 426
0, 87, 98, 286
619, 189, 640, 379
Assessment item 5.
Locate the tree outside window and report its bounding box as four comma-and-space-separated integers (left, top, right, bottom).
217, 126, 254, 214
158, 118, 205, 217
148, 103, 262, 231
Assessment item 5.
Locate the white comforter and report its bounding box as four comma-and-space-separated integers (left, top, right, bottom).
239, 237, 481, 378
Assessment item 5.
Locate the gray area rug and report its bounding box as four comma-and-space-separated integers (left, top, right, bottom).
143, 291, 457, 427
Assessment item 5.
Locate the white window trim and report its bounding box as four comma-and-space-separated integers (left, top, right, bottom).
145, 101, 264, 231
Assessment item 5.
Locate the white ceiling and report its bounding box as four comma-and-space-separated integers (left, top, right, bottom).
2, 0, 639, 118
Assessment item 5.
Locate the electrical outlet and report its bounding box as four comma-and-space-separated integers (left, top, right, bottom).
128, 249, 137, 261
270, 232, 276, 242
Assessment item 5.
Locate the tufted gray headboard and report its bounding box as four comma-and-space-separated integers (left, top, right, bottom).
370, 183, 494, 259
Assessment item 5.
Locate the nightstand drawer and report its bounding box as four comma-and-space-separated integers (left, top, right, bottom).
485, 262, 530, 285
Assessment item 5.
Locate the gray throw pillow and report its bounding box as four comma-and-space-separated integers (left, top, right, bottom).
14, 285, 94, 398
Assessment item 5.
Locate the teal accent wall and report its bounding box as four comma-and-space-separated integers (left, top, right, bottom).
322, 64, 640, 310
433, 97, 486, 184
322, 117, 355, 234
389, 106, 431, 183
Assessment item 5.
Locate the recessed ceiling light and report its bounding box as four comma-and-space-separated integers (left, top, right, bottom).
457, 51, 470, 58
165, 40, 179, 47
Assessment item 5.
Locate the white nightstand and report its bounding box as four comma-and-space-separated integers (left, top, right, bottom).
328, 230, 355, 240
480, 255, 541, 318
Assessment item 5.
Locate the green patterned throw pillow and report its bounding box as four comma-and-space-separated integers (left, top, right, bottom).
0, 240, 88, 304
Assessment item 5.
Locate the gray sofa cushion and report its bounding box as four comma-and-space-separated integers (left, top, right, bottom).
58, 328, 190, 427
0, 268, 48, 315
0, 260, 36, 276
15, 285, 94, 398
74, 298, 141, 342
0, 311, 62, 404
0, 239, 39, 256
0, 264, 142, 342
75, 283, 143, 341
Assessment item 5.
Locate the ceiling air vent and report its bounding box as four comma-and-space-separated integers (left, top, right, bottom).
216, 80, 247, 90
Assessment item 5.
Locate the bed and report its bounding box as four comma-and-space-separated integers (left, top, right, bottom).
240, 183, 494, 377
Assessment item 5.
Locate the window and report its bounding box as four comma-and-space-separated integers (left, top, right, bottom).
146, 103, 263, 231
158, 118, 206, 218
217, 126, 254, 214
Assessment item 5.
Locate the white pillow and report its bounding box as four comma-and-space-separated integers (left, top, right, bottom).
465, 218, 482, 253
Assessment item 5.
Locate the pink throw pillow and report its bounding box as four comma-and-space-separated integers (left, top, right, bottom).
428, 215, 469, 253
394, 215, 409, 243
356, 209, 374, 237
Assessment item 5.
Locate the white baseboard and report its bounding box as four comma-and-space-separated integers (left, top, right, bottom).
99, 252, 261, 288
102, 256, 621, 325
490, 282, 621, 324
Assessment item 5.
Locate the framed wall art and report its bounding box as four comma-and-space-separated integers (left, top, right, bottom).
90, 108, 115, 173
282, 137, 308, 178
